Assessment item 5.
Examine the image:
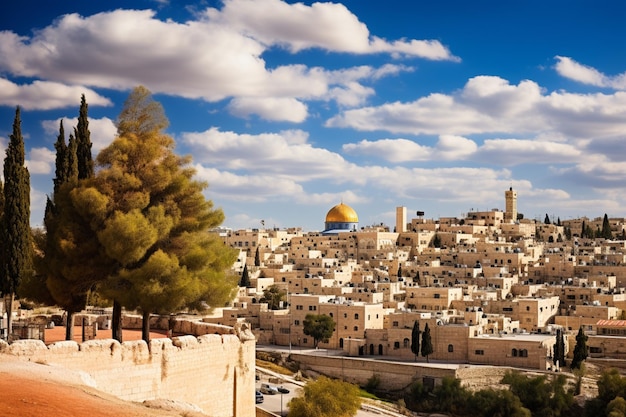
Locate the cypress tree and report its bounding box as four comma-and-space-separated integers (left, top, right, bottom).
421, 323, 433, 362
75, 94, 94, 180
410, 320, 421, 361
571, 326, 588, 369
255, 246, 261, 267
1, 107, 32, 341
602, 214, 613, 240
240, 264, 251, 287
553, 328, 566, 368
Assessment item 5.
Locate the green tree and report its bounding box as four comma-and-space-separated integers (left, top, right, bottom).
581, 220, 586, 238
288, 376, 360, 417
410, 320, 421, 361
397, 264, 403, 278
469, 388, 530, 417
544, 213, 551, 224
75, 94, 94, 180
571, 326, 588, 370
602, 214, 614, 240
431, 377, 470, 415
254, 245, 261, 267
87, 86, 238, 343
303, 314, 335, 348
607, 396, 626, 417
430, 234, 441, 248
40, 100, 103, 341
240, 264, 251, 287
1, 107, 32, 341
420, 323, 433, 362
260, 285, 286, 310
553, 328, 566, 368
502, 371, 573, 417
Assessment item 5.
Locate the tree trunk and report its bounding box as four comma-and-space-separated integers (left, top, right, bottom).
112, 300, 123, 342
4, 294, 14, 342
142, 310, 151, 345
65, 311, 75, 341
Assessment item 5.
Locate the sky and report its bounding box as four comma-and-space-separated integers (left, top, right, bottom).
1, 0, 626, 232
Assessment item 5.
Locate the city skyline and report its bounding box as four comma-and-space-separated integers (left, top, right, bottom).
1, 0, 626, 231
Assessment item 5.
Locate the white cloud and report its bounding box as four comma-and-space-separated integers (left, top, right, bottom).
0, 3, 452, 116
203, 0, 458, 60
227, 97, 308, 122
181, 127, 361, 181
0, 78, 112, 110
27, 147, 55, 174
554, 56, 626, 90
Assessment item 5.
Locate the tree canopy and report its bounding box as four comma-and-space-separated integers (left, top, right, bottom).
1, 107, 32, 340
288, 376, 361, 417
85, 86, 238, 342
303, 314, 336, 348
260, 285, 286, 310
571, 326, 588, 370
420, 323, 433, 361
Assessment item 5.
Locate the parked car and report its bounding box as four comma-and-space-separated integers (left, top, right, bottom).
277, 386, 290, 394
260, 383, 279, 395
255, 391, 264, 404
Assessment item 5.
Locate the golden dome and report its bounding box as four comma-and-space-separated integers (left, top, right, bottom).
325, 203, 358, 223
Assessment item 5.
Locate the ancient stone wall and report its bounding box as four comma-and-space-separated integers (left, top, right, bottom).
0, 322, 256, 417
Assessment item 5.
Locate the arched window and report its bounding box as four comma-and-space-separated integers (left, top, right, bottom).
448, 344, 454, 353
403, 338, 410, 348
393, 341, 400, 349
512, 348, 518, 357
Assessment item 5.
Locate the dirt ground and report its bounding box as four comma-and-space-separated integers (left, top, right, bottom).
0, 327, 206, 417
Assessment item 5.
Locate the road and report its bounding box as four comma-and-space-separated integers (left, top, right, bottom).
255, 376, 405, 417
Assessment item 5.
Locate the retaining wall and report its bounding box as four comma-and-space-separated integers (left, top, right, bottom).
0, 321, 256, 417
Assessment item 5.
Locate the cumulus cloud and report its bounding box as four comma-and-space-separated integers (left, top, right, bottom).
343, 135, 477, 162
27, 147, 55, 174
181, 127, 361, 181
555, 56, 626, 90
0, 78, 112, 110
340, 74, 620, 138
227, 97, 308, 122
0, 1, 453, 118
203, 0, 458, 59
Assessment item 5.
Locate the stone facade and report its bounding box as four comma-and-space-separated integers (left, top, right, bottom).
0, 321, 256, 417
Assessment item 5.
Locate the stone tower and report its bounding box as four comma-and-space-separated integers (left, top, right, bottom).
505, 187, 517, 222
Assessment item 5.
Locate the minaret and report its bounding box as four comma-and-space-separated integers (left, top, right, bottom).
396, 206, 407, 233
505, 187, 517, 222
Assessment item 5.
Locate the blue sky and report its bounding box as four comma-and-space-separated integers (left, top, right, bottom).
1, 0, 626, 232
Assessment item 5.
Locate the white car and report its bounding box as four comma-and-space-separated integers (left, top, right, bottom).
260, 383, 279, 395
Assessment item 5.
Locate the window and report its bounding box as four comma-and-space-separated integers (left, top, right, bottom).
344, 313, 347, 318
353, 326, 358, 331
308, 305, 317, 311
294, 320, 300, 325
520, 349, 528, 357
512, 348, 518, 357
296, 305, 303, 310
394, 341, 400, 349
303, 338, 307, 344
392, 321, 399, 327
354, 313, 359, 319
404, 338, 410, 348
329, 312, 333, 318
434, 294, 440, 299
475, 350, 484, 355
448, 344, 454, 353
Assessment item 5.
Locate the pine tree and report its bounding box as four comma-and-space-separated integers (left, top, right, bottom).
571, 326, 588, 369
85, 86, 238, 343
421, 323, 433, 362
0, 107, 32, 341
544, 213, 551, 224
397, 264, 403, 278
410, 320, 421, 361
581, 221, 586, 238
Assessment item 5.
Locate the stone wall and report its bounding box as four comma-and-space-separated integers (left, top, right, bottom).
0, 321, 256, 417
